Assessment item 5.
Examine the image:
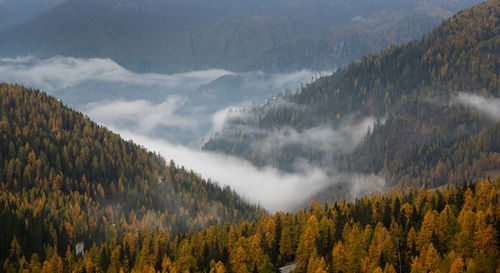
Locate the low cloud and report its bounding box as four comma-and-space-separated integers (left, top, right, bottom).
0, 56, 323, 146
268, 70, 330, 90
211, 106, 247, 132
114, 130, 385, 211
116, 130, 331, 212
219, 115, 382, 172
201, 113, 387, 209
0, 56, 230, 91
85, 96, 199, 134
456, 93, 500, 120
347, 173, 386, 199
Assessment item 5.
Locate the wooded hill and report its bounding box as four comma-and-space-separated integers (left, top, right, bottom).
203, 0, 500, 199
0, 83, 263, 267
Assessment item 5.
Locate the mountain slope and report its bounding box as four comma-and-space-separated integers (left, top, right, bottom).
0, 83, 262, 262
204, 0, 500, 196
0, 0, 482, 73
0, 0, 65, 33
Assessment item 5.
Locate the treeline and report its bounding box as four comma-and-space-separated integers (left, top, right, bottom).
0, 83, 263, 264
2, 177, 499, 273
203, 0, 500, 190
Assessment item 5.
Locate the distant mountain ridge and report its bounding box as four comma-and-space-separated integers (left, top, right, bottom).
0, 0, 482, 73
0, 0, 65, 33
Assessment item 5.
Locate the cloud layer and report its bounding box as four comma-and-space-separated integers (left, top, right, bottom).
457, 93, 500, 120
85, 96, 199, 133
0, 56, 324, 145
116, 129, 385, 211
116, 130, 331, 212
254, 116, 379, 156
0, 56, 230, 91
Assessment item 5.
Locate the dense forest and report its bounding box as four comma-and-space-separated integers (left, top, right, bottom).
1, 1, 499, 272
203, 0, 500, 195
0, 83, 263, 267
2, 173, 499, 272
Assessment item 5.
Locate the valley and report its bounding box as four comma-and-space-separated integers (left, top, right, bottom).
0, 0, 499, 272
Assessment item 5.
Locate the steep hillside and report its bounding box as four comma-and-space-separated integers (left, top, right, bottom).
0, 83, 262, 264
0, 0, 482, 73
204, 1, 500, 194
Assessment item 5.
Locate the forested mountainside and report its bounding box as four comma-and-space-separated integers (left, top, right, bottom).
2, 176, 499, 272
0, 0, 481, 73
0, 83, 263, 267
204, 1, 500, 195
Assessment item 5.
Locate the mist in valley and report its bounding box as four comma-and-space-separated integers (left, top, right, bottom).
1, 55, 389, 211
0, 56, 326, 145
5, 56, 495, 211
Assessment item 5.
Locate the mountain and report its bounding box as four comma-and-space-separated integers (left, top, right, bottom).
203, 0, 500, 199
0, 0, 482, 73
0, 83, 263, 264
0, 0, 65, 33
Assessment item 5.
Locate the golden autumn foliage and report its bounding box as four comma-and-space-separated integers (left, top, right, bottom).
1, 1, 500, 269
2, 176, 499, 273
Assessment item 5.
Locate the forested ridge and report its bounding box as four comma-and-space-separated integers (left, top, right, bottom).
203, 0, 500, 193
0, 83, 263, 268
